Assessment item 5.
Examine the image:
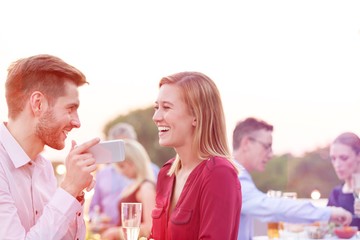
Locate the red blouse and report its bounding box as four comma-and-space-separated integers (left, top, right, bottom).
150, 156, 241, 240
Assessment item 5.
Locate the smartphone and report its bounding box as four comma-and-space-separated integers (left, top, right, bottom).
88, 139, 125, 164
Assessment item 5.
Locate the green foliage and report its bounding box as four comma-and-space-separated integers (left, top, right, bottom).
103, 106, 176, 167
286, 147, 341, 198
252, 147, 342, 198
252, 154, 291, 192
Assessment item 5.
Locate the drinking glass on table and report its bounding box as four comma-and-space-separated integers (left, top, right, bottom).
280, 192, 304, 239
352, 173, 360, 218
282, 192, 297, 199
121, 203, 142, 240
267, 190, 282, 239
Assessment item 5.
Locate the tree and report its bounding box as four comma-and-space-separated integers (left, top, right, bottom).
252, 147, 341, 198
252, 154, 290, 193
286, 147, 341, 198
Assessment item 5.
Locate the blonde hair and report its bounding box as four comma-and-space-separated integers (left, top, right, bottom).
158, 72, 239, 176
123, 139, 155, 184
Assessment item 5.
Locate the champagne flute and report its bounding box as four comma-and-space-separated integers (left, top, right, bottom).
121, 203, 142, 240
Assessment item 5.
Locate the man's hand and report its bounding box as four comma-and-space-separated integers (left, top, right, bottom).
60, 137, 100, 197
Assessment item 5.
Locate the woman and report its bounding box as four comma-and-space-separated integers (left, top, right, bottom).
101, 139, 156, 240
328, 132, 360, 227
150, 71, 241, 239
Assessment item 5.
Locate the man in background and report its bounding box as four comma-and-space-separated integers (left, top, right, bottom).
233, 117, 353, 240
89, 122, 159, 228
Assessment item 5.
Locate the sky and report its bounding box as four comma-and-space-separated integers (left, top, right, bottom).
1, 0, 360, 162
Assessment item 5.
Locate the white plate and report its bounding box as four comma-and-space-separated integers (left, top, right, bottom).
252, 236, 268, 240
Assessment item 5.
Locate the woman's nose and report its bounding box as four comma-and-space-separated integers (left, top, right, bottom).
152, 109, 161, 122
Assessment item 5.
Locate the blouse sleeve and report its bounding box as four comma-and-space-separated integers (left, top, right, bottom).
198, 165, 241, 239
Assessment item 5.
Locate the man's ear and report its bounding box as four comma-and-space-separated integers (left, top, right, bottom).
242, 136, 252, 150
29, 91, 46, 116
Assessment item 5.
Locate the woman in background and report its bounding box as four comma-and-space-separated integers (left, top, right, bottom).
150, 71, 241, 239
328, 132, 360, 227
101, 139, 156, 240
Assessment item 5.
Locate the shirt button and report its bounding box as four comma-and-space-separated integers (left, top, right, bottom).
35, 210, 38, 215
77, 212, 81, 216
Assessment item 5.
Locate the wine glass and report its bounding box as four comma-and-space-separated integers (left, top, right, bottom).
121, 203, 142, 240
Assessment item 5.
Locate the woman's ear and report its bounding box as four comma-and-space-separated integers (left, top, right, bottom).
192, 118, 197, 126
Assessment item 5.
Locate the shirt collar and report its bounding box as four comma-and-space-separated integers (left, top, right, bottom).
233, 161, 251, 177
0, 122, 32, 168
233, 160, 245, 171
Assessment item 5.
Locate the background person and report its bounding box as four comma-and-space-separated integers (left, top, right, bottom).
0, 54, 100, 239
108, 122, 138, 140
233, 117, 353, 240
150, 71, 241, 239
88, 123, 136, 226
88, 122, 159, 228
328, 132, 360, 227
101, 139, 156, 240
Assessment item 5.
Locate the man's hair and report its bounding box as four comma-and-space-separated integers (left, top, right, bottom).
5, 54, 87, 119
232, 117, 273, 150
107, 122, 138, 140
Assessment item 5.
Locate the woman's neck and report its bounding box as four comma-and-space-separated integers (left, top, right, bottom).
343, 180, 353, 193
176, 148, 204, 171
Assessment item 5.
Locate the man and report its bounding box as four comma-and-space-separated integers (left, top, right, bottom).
0, 54, 100, 239
88, 122, 160, 228
233, 117, 352, 240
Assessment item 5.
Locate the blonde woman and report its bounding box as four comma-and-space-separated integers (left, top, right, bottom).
101, 139, 156, 240
150, 71, 241, 239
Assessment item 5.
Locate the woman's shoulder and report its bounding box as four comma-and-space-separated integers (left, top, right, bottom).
200, 156, 240, 190
202, 156, 238, 180
138, 180, 156, 195
141, 179, 156, 188
329, 185, 345, 201
331, 185, 343, 194
205, 156, 235, 170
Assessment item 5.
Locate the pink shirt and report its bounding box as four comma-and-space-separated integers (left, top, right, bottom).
150, 156, 241, 240
0, 123, 85, 239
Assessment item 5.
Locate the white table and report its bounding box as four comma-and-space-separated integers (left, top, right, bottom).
253, 236, 358, 240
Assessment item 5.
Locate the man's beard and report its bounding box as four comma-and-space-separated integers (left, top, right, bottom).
36, 109, 65, 150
